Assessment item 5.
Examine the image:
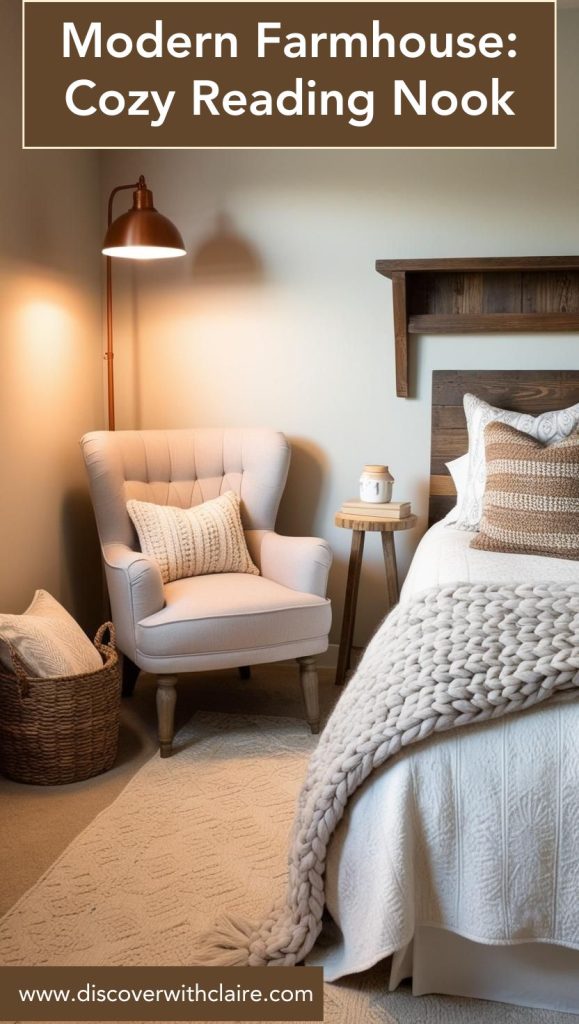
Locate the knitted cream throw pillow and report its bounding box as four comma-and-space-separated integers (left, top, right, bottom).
127, 490, 259, 584
471, 422, 579, 560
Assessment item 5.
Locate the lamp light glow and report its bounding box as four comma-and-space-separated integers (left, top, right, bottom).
102, 245, 186, 260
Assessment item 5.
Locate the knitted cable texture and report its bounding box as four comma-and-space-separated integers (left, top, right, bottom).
196, 581, 579, 968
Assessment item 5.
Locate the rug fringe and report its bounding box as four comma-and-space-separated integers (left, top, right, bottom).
192, 913, 256, 966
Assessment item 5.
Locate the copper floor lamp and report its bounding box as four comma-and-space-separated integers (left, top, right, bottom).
102, 175, 186, 430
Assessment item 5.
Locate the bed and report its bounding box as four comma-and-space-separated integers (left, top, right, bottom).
314, 371, 579, 1013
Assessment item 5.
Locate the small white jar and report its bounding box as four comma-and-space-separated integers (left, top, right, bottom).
359, 465, 394, 503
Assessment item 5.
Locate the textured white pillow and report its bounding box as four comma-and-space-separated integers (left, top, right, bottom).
455, 393, 579, 531
0, 590, 102, 678
127, 490, 259, 585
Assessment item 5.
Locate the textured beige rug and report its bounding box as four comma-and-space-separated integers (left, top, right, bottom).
0, 712, 575, 1024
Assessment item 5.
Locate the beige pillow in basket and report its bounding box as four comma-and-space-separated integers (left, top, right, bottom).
0, 590, 102, 678
127, 489, 260, 585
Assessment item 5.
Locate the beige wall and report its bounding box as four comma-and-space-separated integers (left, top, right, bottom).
101, 11, 579, 646
0, 0, 104, 630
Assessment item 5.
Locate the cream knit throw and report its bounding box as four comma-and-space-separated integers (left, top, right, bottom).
198, 581, 579, 968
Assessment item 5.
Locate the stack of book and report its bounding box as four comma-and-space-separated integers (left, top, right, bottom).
340, 499, 411, 520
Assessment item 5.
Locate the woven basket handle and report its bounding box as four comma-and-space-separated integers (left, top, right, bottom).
0, 640, 31, 696
94, 622, 116, 658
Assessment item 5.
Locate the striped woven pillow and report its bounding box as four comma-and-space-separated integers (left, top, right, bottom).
127, 490, 259, 584
470, 421, 579, 560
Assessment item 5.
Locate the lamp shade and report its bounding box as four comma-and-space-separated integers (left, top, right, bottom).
102, 180, 186, 260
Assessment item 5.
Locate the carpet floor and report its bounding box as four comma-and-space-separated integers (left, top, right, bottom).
1, 674, 577, 1024
0, 664, 339, 915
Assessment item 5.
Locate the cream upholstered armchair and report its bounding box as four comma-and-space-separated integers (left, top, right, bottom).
80, 429, 332, 756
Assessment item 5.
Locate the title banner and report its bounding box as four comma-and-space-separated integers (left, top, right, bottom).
23, 1, 556, 149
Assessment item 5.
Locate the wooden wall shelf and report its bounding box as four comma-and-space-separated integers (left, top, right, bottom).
376, 257, 579, 398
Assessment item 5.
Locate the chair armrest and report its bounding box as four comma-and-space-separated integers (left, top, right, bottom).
258, 532, 332, 598
102, 544, 165, 660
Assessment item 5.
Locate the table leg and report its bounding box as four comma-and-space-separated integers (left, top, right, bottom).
335, 529, 365, 686
381, 532, 399, 610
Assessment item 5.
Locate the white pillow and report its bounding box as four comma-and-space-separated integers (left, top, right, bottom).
443, 453, 470, 524
0, 590, 103, 678
127, 490, 259, 585
455, 393, 579, 531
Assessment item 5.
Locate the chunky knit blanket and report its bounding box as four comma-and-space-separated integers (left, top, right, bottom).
199, 582, 579, 968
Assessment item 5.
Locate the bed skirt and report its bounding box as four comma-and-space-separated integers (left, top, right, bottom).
390, 927, 579, 1014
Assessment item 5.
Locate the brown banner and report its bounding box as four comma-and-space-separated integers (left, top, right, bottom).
0, 965, 324, 1021
23, 1, 555, 149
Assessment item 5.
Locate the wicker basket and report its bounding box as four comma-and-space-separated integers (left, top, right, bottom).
0, 623, 121, 785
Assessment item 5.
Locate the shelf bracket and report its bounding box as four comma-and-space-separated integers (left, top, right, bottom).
391, 271, 408, 398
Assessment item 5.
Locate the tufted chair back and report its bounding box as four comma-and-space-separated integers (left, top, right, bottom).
81, 428, 291, 550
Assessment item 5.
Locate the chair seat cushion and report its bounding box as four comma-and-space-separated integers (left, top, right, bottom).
136, 573, 331, 659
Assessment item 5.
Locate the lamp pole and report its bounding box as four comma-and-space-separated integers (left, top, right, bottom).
105, 180, 141, 431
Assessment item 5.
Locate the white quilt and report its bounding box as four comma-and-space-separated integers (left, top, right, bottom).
315, 522, 579, 982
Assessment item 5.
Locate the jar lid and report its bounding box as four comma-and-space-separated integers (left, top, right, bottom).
363, 464, 387, 473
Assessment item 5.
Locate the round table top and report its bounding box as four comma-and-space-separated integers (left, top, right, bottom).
335, 511, 418, 532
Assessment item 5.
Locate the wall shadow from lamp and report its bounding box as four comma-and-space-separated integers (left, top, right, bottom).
276, 438, 329, 539
191, 213, 264, 284
61, 487, 103, 634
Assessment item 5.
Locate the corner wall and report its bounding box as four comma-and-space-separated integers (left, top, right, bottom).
0, 0, 104, 629
101, 11, 579, 645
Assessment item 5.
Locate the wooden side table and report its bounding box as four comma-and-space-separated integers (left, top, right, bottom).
334, 511, 417, 686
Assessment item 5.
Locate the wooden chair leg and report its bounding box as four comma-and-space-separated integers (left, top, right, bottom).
297, 656, 320, 735
121, 655, 140, 698
156, 675, 177, 758
238, 666, 252, 680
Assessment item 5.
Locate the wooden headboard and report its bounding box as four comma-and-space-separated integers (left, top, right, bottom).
429, 370, 579, 525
